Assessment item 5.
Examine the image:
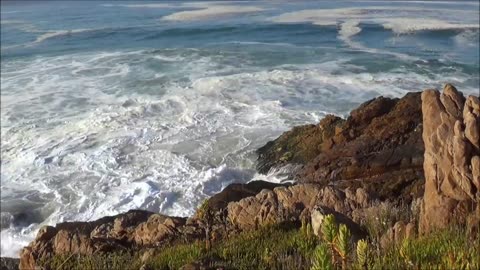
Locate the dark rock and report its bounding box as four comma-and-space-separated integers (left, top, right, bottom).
256, 115, 345, 174
0, 257, 19, 270
296, 92, 425, 202
20, 86, 477, 269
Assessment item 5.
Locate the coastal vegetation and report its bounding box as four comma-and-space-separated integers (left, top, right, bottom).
18, 85, 480, 270
38, 214, 479, 270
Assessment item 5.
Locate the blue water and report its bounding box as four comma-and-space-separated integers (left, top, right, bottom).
1, 0, 479, 257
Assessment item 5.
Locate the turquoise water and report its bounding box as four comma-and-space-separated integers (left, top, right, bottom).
1, 0, 479, 257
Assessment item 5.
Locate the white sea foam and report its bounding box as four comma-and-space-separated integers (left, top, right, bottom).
0, 11, 25, 14
1, 38, 478, 257
102, 3, 174, 8
162, 5, 265, 21
454, 29, 480, 48
0, 20, 24, 25
373, 0, 479, 5
33, 29, 96, 44
270, 6, 479, 59
2, 27, 102, 49
271, 6, 479, 29
339, 20, 362, 41
382, 18, 479, 34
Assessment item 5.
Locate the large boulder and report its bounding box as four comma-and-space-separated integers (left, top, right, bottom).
256, 115, 345, 174
205, 180, 289, 212
19, 181, 287, 269
297, 92, 424, 202
310, 205, 367, 242
257, 92, 425, 202
134, 214, 186, 246
419, 84, 480, 233
227, 184, 373, 230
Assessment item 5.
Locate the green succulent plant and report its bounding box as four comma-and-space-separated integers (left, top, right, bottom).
311, 243, 333, 270
356, 239, 369, 270
335, 224, 351, 270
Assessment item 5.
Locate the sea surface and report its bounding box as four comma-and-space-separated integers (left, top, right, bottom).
1, 0, 479, 257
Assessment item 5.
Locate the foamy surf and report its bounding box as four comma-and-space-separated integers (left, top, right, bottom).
381, 18, 479, 34
270, 6, 479, 35
3, 47, 476, 256
1, 0, 479, 259
162, 5, 266, 21
33, 29, 96, 44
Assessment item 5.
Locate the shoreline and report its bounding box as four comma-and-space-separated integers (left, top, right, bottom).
12, 83, 479, 270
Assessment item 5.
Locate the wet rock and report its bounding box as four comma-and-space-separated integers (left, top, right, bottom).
419, 85, 480, 234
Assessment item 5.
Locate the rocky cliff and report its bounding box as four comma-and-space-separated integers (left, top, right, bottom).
419, 84, 479, 233
18, 85, 479, 269
258, 92, 425, 201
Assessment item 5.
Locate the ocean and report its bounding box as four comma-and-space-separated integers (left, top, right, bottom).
1, 0, 479, 257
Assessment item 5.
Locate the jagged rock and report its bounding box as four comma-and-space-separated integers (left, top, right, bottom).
227, 184, 372, 230
311, 205, 367, 241
419, 85, 480, 234
205, 180, 289, 212
20, 85, 477, 269
19, 180, 288, 269
257, 92, 424, 202
134, 214, 186, 246
19, 210, 185, 270
256, 115, 345, 174
296, 92, 424, 202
